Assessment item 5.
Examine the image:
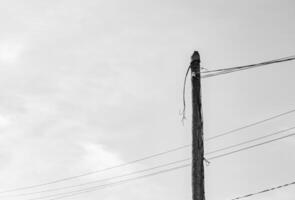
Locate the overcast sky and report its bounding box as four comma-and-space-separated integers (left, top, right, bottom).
0, 0, 295, 200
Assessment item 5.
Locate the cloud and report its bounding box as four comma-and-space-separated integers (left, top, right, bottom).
79, 142, 125, 175
0, 40, 24, 65
0, 114, 11, 128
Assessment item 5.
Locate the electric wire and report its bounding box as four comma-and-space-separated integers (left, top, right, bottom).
202, 55, 295, 78
20, 129, 295, 200
37, 164, 295, 200
25, 164, 191, 200
205, 108, 295, 141
230, 180, 295, 200
180, 64, 191, 122
208, 132, 295, 160
206, 125, 295, 155
2, 108, 295, 194
202, 55, 295, 74
0, 158, 190, 198
5, 126, 295, 199
0, 144, 190, 194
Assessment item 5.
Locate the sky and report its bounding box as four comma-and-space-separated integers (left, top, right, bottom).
0, 0, 295, 200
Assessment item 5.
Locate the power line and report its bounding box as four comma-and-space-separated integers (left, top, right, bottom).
205, 108, 295, 141
4, 129, 294, 200
21, 128, 295, 200
230, 180, 295, 200
208, 132, 295, 160
0, 144, 190, 194
206, 125, 295, 155
202, 55, 295, 74
202, 55, 295, 78
0, 159, 190, 198
25, 164, 191, 200
8, 127, 295, 199
2, 108, 295, 194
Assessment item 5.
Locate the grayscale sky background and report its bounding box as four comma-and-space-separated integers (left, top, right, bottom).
0, 0, 295, 200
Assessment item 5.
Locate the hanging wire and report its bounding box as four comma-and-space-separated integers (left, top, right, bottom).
180, 65, 191, 123
180, 65, 208, 123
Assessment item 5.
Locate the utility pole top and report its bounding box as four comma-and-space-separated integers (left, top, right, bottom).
191, 51, 200, 62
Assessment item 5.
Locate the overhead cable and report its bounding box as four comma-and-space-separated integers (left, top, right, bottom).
0, 159, 190, 198
2, 108, 295, 194
208, 132, 295, 160
202, 55, 295, 78
230, 180, 295, 200
25, 164, 190, 200
0, 144, 190, 194
20, 130, 295, 200
206, 125, 295, 155
8, 127, 295, 199
205, 108, 295, 141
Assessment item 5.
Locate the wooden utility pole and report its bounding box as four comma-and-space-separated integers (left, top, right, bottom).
191, 51, 205, 200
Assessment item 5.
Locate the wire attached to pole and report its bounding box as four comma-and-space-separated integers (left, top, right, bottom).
180, 65, 207, 124
180, 65, 191, 123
